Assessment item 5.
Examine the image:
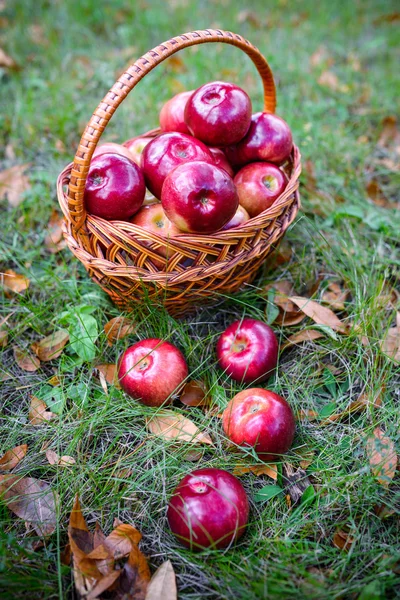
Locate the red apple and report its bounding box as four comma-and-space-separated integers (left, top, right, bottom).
84, 153, 145, 221
161, 161, 238, 233
93, 142, 135, 161
118, 339, 188, 407
123, 136, 151, 165
234, 162, 288, 217
222, 204, 250, 230
225, 112, 293, 167
167, 468, 249, 551
222, 388, 295, 461
130, 204, 181, 257
142, 132, 214, 199
159, 91, 193, 134
216, 318, 278, 384
209, 147, 235, 177
185, 81, 252, 146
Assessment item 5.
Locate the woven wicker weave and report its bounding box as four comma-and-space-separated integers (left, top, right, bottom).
57, 29, 301, 316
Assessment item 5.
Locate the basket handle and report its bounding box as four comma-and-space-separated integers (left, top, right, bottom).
67, 28, 276, 231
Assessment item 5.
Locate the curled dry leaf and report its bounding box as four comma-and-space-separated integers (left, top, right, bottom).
320, 390, 382, 425
380, 312, 400, 363
293, 447, 315, 469
179, 379, 210, 407
46, 449, 76, 467
281, 329, 325, 351
44, 210, 67, 253
95, 364, 121, 389
365, 179, 396, 209
2, 269, 30, 294
0, 329, 8, 348
366, 427, 397, 487
264, 281, 306, 326
0, 164, 31, 207
0, 444, 28, 471
283, 463, 312, 504
288, 296, 348, 333
13, 346, 40, 372
333, 528, 355, 552
28, 396, 57, 425
0, 475, 57, 536
104, 316, 136, 345
298, 409, 318, 422
233, 463, 278, 481
31, 329, 69, 362
147, 411, 213, 445
322, 282, 349, 311
0, 47, 20, 70
145, 560, 177, 600
377, 115, 400, 152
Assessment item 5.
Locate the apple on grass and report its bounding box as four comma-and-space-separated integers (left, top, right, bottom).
225, 112, 293, 167
130, 204, 180, 258
93, 142, 135, 161
84, 153, 145, 221
167, 468, 249, 551
216, 318, 278, 384
161, 161, 238, 234
234, 162, 288, 217
123, 136, 151, 165
142, 132, 214, 199
222, 388, 295, 461
118, 339, 188, 407
159, 90, 193, 134
222, 204, 250, 230
185, 81, 252, 146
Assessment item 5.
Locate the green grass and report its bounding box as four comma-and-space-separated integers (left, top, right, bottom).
1, 0, 400, 598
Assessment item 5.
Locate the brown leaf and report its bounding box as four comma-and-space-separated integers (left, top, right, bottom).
104, 316, 136, 345
0, 475, 57, 536
165, 55, 186, 73
0, 329, 8, 348
87, 523, 142, 560
377, 116, 400, 153
380, 312, 400, 362
283, 463, 312, 504
333, 528, 355, 552
236, 10, 263, 28
95, 364, 121, 389
48, 374, 61, 387
0, 164, 31, 207
44, 210, 66, 253
147, 411, 213, 445
13, 347, 40, 372
2, 269, 30, 294
179, 380, 210, 407
28, 396, 57, 425
86, 571, 121, 600
46, 449, 76, 467
0, 444, 28, 471
233, 463, 278, 480
145, 560, 177, 600
298, 409, 319, 422
31, 329, 69, 362
310, 45, 333, 68
288, 296, 348, 333
318, 70, 349, 93
0, 47, 20, 70
293, 447, 315, 469
275, 311, 307, 327
374, 12, 400, 24
320, 390, 382, 425
322, 282, 349, 311
115, 544, 151, 600
366, 427, 397, 486
281, 329, 325, 351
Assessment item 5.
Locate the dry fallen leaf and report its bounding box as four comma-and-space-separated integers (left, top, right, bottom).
28, 396, 57, 425
310, 45, 333, 68
0, 164, 31, 207
366, 427, 397, 487
0, 474, 57, 536
333, 528, 355, 552
236, 10, 264, 28
46, 449, 76, 467
322, 282, 349, 311
31, 329, 69, 362
293, 447, 315, 469
281, 329, 325, 351
147, 411, 213, 445
0, 328, 8, 348
377, 115, 400, 152
373, 12, 400, 24
380, 312, 400, 362
318, 70, 349, 93
283, 463, 312, 504
265, 281, 307, 326
288, 296, 348, 333
104, 316, 136, 345
298, 409, 319, 422
13, 346, 40, 372
44, 210, 67, 253
165, 55, 186, 73
320, 390, 382, 425
145, 560, 177, 600
233, 463, 278, 481
95, 364, 121, 390
179, 380, 210, 407
0, 47, 20, 70
0, 444, 28, 471
2, 269, 30, 294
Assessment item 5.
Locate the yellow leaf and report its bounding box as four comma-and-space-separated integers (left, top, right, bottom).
104, 316, 136, 345
31, 329, 69, 362
147, 411, 213, 445
2, 269, 30, 294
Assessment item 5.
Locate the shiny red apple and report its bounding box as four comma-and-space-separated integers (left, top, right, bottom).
225, 112, 293, 167
142, 132, 214, 199
167, 468, 249, 551
234, 162, 288, 217
161, 161, 238, 233
118, 339, 188, 407
222, 388, 295, 461
209, 147, 235, 177
84, 153, 145, 221
185, 81, 252, 146
159, 90, 193, 134
93, 142, 135, 161
123, 136, 151, 165
221, 204, 250, 230
130, 204, 180, 257
216, 318, 278, 383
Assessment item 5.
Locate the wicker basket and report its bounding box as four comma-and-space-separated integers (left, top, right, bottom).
57, 29, 301, 317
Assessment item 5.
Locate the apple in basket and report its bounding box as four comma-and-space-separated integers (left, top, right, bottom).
130, 204, 181, 258
222, 388, 295, 461
84, 153, 145, 221
222, 204, 250, 230
123, 136, 151, 165
185, 81, 252, 146
118, 338, 188, 407
142, 132, 214, 199
161, 161, 238, 233
208, 146, 235, 177
216, 318, 278, 384
159, 90, 193, 134
167, 467, 249, 551
234, 162, 288, 217
92, 142, 135, 161
225, 112, 293, 167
